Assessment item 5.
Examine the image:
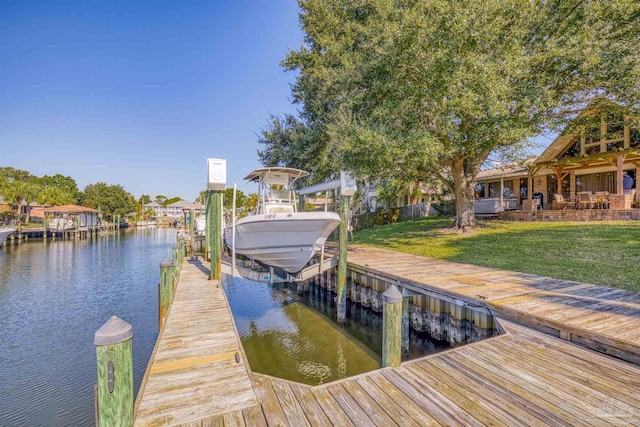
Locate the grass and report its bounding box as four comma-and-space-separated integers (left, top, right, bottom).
353, 217, 640, 293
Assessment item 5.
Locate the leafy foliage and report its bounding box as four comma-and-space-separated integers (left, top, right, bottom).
262, 0, 640, 228
163, 197, 182, 207
81, 182, 136, 219
222, 188, 248, 211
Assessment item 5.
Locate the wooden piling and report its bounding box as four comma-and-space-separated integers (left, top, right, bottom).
382, 284, 403, 367
207, 191, 222, 280
94, 316, 133, 427
188, 208, 195, 256
336, 195, 350, 323
205, 192, 211, 261
159, 259, 174, 331
173, 244, 182, 278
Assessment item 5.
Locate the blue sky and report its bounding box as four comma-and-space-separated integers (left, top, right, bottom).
0, 1, 303, 200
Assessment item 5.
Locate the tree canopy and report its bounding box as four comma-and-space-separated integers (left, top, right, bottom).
81, 182, 136, 219
260, 0, 640, 228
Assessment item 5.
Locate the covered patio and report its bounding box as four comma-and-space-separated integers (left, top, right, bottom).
476, 104, 640, 219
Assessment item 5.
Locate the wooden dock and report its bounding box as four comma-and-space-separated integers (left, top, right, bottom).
253, 320, 640, 426
134, 252, 640, 426
133, 259, 258, 426
348, 245, 640, 365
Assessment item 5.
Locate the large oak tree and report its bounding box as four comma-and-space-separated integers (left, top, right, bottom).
267, 0, 639, 228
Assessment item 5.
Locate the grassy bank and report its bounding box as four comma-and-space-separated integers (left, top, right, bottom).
353, 217, 640, 292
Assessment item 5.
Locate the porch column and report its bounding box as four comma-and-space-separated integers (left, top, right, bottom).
570, 172, 576, 200
499, 175, 504, 212
616, 154, 624, 195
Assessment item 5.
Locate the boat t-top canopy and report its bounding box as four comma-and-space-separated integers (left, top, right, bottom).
243, 167, 309, 186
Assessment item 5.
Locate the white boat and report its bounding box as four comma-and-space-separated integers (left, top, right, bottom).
0, 226, 17, 247
195, 216, 206, 235
224, 167, 341, 274
48, 218, 74, 231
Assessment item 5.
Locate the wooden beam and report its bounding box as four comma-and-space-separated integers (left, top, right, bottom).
616, 154, 625, 194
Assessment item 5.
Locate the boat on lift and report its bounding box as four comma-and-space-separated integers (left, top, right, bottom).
224, 167, 341, 274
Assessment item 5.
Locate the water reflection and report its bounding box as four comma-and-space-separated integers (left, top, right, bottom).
222, 276, 450, 386
0, 228, 172, 426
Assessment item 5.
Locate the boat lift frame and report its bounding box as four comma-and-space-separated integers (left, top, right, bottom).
222, 177, 345, 283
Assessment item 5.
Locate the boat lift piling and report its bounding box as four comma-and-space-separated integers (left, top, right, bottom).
231, 183, 237, 277
206, 158, 227, 280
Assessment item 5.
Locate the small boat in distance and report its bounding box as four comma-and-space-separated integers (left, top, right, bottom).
224, 167, 341, 274
0, 225, 17, 247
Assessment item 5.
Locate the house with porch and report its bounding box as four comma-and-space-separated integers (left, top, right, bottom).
476, 104, 640, 218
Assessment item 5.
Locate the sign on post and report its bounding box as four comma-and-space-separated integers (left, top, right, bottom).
207, 158, 227, 191
340, 171, 357, 196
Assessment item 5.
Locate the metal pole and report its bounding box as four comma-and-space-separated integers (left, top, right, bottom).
232, 183, 237, 277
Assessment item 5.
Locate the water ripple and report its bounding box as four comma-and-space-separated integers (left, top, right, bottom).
0, 228, 170, 426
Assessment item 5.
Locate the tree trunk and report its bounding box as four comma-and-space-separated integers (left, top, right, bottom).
451, 158, 478, 230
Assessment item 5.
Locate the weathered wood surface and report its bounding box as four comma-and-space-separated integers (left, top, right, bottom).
135, 254, 640, 426
347, 245, 640, 364
134, 259, 257, 426
253, 320, 640, 426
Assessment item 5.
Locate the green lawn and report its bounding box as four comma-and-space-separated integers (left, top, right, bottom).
353, 217, 640, 292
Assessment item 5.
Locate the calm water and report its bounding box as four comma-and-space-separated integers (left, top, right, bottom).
223, 276, 449, 386
0, 228, 176, 426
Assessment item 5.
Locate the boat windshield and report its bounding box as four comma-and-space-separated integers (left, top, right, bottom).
265, 189, 291, 203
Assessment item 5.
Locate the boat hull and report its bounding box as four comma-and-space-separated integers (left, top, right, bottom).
224, 212, 341, 273
0, 227, 16, 247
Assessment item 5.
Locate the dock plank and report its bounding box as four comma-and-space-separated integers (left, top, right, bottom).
252, 374, 289, 427
134, 251, 640, 426
309, 386, 355, 426
347, 244, 640, 364
288, 383, 333, 426
325, 382, 375, 426
134, 260, 257, 426
354, 375, 426, 427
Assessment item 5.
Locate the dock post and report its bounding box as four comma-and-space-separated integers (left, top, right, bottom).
205, 158, 226, 279
188, 208, 195, 256
159, 259, 174, 330
173, 244, 182, 277
179, 236, 186, 257
207, 191, 222, 280
336, 194, 350, 323
43, 214, 47, 241
94, 316, 133, 427
382, 284, 403, 367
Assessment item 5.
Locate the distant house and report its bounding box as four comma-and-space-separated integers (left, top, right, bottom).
143, 202, 165, 218
165, 200, 193, 219
476, 103, 639, 212
0, 195, 10, 213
